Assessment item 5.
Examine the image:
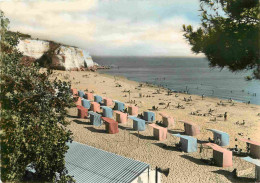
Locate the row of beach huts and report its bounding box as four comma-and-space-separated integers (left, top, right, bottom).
66, 88, 260, 183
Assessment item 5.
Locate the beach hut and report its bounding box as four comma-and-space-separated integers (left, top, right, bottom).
74, 96, 82, 106
78, 90, 85, 98
143, 111, 155, 122
85, 92, 94, 100
71, 88, 78, 96
172, 134, 197, 153
159, 112, 174, 128
114, 111, 128, 124
129, 116, 146, 131
102, 117, 119, 134
103, 97, 113, 106
100, 106, 113, 118
65, 141, 150, 183
89, 111, 102, 126
207, 129, 229, 146
77, 105, 88, 119
179, 120, 200, 136
204, 143, 232, 167
239, 139, 260, 159
113, 100, 125, 112
149, 124, 168, 141
128, 105, 138, 116
90, 102, 100, 113
82, 99, 91, 109
240, 156, 260, 181
94, 95, 103, 104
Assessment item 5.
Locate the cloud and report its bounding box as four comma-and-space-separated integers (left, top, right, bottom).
0, 0, 204, 57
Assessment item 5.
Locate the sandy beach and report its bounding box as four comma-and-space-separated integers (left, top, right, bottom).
52, 70, 260, 183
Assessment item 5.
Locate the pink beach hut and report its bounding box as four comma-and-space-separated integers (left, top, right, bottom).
74, 97, 82, 106
239, 139, 260, 159
204, 143, 233, 167
103, 97, 113, 106
159, 112, 175, 128
85, 92, 94, 101
77, 105, 88, 119
149, 123, 168, 141
128, 105, 138, 116
179, 120, 200, 136
114, 111, 128, 124
102, 117, 119, 134
71, 88, 78, 96
90, 102, 100, 113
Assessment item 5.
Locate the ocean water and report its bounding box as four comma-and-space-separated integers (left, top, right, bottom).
93, 56, 260, 105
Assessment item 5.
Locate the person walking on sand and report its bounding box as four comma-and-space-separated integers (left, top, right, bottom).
165, 102, 171, 109
224, 112, 227, 121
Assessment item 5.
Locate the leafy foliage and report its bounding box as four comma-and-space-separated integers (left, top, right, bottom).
183, 0, 260, 79
0, 11, 75, 182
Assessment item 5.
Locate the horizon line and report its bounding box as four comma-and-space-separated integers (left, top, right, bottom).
92, 55, 206, 58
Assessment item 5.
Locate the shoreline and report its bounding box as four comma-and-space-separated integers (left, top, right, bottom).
52, 70, 260, 183
97, 70, 259, 106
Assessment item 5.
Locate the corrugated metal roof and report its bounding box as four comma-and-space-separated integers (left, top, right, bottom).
65, 141, 149, 183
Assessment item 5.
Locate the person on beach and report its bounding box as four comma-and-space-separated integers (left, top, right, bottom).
165, 102, 171, 109
216, 137, 221, 146
202, 94, 205, 100
246, 138, 250, 153
224, 112, 227, 121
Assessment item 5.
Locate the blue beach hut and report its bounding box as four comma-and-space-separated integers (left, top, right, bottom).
94, 95, 103, 104
100, 106, 113, 118
207, 129, 230, 146
89, 111, 102, 126
241, 156, 260, 181
129, 116, 146, 131
78, 90, 85, 98
172, 134, 197, 153
82, 99, 91, 109
113, 100, 125, 112
143, 111, 155, 122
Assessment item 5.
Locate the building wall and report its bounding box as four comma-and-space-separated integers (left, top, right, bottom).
132, 169, 161, 183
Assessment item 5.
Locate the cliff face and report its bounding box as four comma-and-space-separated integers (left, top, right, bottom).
17, 38, 97, 71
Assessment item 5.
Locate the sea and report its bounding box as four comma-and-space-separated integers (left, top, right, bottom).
93, 56, 260, 105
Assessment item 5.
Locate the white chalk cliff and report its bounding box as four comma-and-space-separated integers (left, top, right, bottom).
17, 38, 97, 71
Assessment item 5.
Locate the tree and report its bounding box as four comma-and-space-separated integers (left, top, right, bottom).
0, 11, 75, 182
183, 0, 260, 80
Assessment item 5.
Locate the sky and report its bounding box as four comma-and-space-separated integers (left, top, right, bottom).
0, 0, 204, 57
